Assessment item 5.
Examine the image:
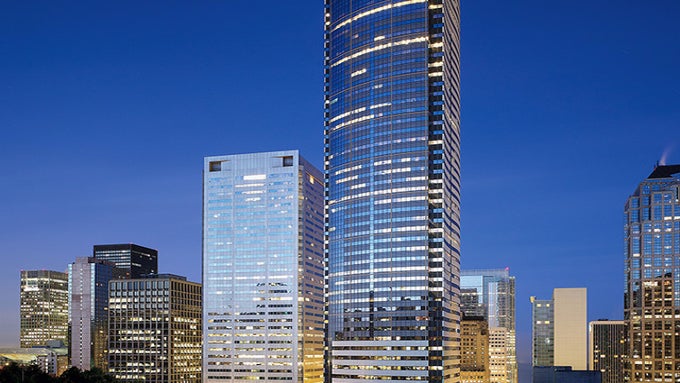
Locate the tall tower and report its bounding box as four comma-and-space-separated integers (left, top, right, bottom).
202, 151, 325, 383
530, 288, 587, 370
324, 0, 462, 382
461, 269, 516, 383
68, 257, 118, 371
20, 270, 69, 348
624, 164, 680, 382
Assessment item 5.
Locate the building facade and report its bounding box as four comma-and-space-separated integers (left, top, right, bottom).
69, 257, 118, 371
324, 0, 462, 382
589, 320, 625, 383
488, 328, 509, 383
108, 274, 202, 383
460, 316, 490, 383
202, 151, 325, 383
624, 164, 680, 382
530, 288, 587, 370
530, 297, 554, 367
20, 270, 69, 348
461, 269, 517, 383
532, 366, 601, 383
93, 243, 158, 279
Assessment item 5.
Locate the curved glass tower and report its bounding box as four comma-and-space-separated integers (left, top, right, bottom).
324, 1, 462, 382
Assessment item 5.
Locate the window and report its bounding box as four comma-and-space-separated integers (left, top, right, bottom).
282, 156, 294, 167
210, 161, 222, 172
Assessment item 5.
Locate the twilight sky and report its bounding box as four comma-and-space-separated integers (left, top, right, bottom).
1, 0, 679, 375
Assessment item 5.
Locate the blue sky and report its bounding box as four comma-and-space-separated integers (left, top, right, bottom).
1, 0, 679, 376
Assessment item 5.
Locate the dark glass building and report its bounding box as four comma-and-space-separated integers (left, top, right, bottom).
588, 320, 625, 383
93, 243, 158, 279
624, 164, 680, 382
324, 0, 462, 382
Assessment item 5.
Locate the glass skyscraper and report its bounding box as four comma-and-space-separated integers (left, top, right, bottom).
202, 151, 324, 383
324, 1, 461, 382
93, 243, 158, 279
624, 164, 680, 382
461, 269, 516, 383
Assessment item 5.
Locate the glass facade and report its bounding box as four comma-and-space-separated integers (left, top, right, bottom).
202, 151, 324, 383
324, 0, 461, 382
531, 297, 554, 367
624, 165, 680, 382
108, 275, 202, 383
20, 270, 69, 348
461, 269, 516, 383
93, 243, 158, 279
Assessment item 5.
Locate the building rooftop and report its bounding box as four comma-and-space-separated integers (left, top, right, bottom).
648, 164, 680, 179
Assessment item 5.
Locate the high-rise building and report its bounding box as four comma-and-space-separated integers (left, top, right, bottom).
588, 320, 625, 383
20, 270, 69, 348
93, 243, 158, 279
531, 288, 587, 370
488, 328, 509, 383
624, 164, 680, 382
324, 0, 462, 382
69, 257, 119, 370
202, 151, 324, 383
531, 296, 554, 367
461, 316, 490, 383
461, 269, 517, 383
108, 274, 202, 383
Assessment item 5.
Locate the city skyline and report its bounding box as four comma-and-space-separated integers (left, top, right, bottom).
1, 1, 679, 381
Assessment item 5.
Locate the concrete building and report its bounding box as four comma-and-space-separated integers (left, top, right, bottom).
69, 257, 119, 370
531, 288, 587, 370
202, 151, 324, 383
108, 274, 202, 383
461, 316, 490, 383
20, 270, 68, 348
624, 164, 680, 382
588, 320, 624, 383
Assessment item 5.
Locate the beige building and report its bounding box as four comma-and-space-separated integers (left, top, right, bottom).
461, 316, 490, 383
488, 327, 509, 383
553, 288, 587, 370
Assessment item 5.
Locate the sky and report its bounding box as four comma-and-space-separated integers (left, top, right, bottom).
1, 0, 679, 379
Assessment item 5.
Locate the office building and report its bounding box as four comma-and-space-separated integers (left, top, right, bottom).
108, 274, 202, 383
324, 0, 462, 382
461, 316, 490, 383
588, 320, 624, 383
488, 328, 509, 383
624, 164, 680, 382
93, 243, 158, 279
0, 343, 69, 376
531, 296, 554, 367
531, 288, 587, 369
532, 366, 601, 383
202, 151, 324, 383
20, 270, 69, 348
461, 269, 516, 383
69, 257, 119, 370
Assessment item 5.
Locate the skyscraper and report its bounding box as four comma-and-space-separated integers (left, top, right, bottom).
69, 257, 119, 371
202, 151, 324, 383
531, 288, 587, 370
624, 164, 680, 382
461, 269, 517, 383
589, 320, 625, 383
20, 270, 69, 348
324, 0, 462, 382
530, 296, 554, 367
93, 243, 158, 279
108, 274, 202, 383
